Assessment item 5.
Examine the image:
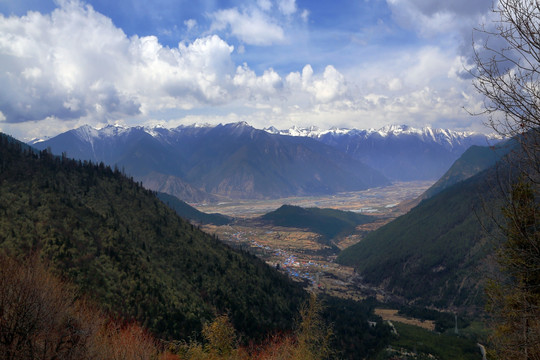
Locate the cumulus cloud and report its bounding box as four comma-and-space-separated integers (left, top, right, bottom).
0, 1, 239, 124
257, 0, 272, 12
0, 0, 348, 131
0, 0, 490, 138
233, 64, 283, 99
0, 1, 138, 123
209, 7, 285, 45
342, 45, 485, 130
286, 65, 347, 103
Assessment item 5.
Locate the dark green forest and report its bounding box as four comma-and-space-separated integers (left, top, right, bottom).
0, 133, 306, 341
337, 163, 505, 310
156, 191, 231, 225
0, 132, 391, 359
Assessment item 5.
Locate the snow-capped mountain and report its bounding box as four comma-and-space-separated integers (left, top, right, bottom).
29, 122, 499, 198
265, 124, 498, 181
265, 124, 496, 150
30, 122, 390, 200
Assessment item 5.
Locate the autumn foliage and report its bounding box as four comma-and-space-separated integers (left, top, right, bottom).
0, 253, 175, 360
0, 253, 333, 360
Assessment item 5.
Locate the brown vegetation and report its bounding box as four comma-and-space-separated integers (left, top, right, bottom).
472, 0, 540, 357
374, 309, 435, 331
0, 253, 171, 360
0, 253, 333, 360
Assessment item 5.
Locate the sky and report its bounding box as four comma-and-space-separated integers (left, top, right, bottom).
0, 0, 496, 140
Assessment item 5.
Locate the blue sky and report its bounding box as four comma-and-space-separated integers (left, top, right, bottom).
0, 0, 494, 140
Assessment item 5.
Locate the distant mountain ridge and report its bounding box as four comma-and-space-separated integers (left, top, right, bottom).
30, 122, 390, 200
30, 122, 498, 200
266, 124, 499, 181
264, 124, 496, 146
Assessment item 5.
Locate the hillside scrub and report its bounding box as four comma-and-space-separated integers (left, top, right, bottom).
0, 253, 337, 360
0, 132, 391, 358
0, 132, 306, 341
0, 253, 168, 360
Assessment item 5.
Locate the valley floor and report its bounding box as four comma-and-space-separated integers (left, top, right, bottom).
195, 181, 433, 218
199, 181, 434, 301
199, 180, 489, 359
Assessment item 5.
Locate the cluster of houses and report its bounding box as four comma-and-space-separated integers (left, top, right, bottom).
226, 229, 330, 287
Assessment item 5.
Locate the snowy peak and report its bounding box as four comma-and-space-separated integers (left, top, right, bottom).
72, 125, 100, 145
264, 124, 497, 149
56, 123, 497, 151
264, 125, 346, 137
373, 124, 478, 140
71, 124, 131, 143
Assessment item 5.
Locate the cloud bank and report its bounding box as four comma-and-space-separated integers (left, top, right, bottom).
0, 0, 494, 139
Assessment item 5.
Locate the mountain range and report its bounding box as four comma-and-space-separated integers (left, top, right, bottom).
266, 124, 499, 181
30, 122, 390, 200
30, 122, 496, 201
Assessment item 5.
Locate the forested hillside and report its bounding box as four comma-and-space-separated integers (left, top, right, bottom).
337, 159, 509, 310
156, 192, 231, 225
261, 205, 374, 245
0, 132, 392, 359
421, 139, 515, 199
0, 133, 306, 341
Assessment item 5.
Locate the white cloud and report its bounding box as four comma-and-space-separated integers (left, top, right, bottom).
286, 65, 347, 103
300, 9, 309, 22
277, 0, 297, 16
0, 1, 137, 123
0, 0, 350, 133
233, 63, 283, 99
0, 1, 259, 125
209, 7, 285, 45
257, 0, 272, 12
0, 0, 489, 139
388, 78, 402, 91
184, 18, 197, 31
386, 0, 491, 37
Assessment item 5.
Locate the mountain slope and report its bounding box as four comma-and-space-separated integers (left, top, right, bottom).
182, 123, 389, 198
0, 133, 306, 340
32, 122, 390, 199
337, 159, 508, 310
268, 124, 498, 181
421, 139, 516, 199
156, 192, 231, 225
30, 125, 187, 177
138, 172, 220, 204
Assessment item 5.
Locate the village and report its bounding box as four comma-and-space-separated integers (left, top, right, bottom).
200, 181, 433, 300
202, 221, 375, 301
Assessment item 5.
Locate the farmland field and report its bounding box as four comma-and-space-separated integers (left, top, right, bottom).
199, 181, 433, 300
195, 181, 433, 218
